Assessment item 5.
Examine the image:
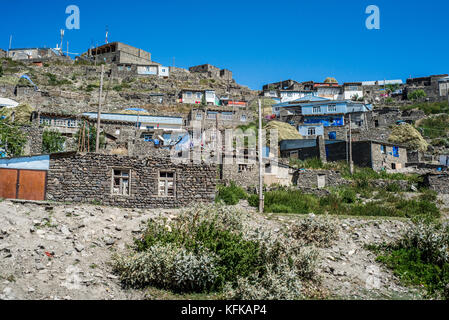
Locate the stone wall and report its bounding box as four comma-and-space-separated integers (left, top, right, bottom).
294, 170, 349, 189
46, 153, 217, 208
20, 126, 43, 156
421, 173, 449, 194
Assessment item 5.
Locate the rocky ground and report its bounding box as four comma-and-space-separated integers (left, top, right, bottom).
0, 199, 425, 300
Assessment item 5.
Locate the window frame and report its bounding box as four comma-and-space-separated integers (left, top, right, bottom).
158, 171, 176, 198
111, 168, 131, 197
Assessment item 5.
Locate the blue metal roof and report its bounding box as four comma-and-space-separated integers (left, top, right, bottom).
83, 113, 183, 125
0, 155, 50, 170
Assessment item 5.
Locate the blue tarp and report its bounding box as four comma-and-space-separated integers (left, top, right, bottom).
20, 75, 38, 91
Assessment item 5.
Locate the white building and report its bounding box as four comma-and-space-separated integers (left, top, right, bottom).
181, 89, 217, 105
343, 83, 364, 100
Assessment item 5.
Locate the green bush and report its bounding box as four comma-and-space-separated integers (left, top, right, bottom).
408, 89, 427, 101
216, 182, 247, 205
386, 183, 402, 193
401, 101, 449, 115
114, 204, 315, 299
42, 129, 65, 154
248, 194, 259, 207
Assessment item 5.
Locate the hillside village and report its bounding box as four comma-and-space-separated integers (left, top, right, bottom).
1, 41, 449, 301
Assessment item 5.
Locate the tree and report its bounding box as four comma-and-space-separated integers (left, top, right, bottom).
74, 123, 105, 152
42, 129, 66, 154
0, 119, 27, 157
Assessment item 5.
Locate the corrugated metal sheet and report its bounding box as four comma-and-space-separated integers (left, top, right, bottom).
0, 155, 50, 170
83, 113, 183, 125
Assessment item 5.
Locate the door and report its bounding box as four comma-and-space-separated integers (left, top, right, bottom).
0, 169, 18, 199
17, 170, 47, 201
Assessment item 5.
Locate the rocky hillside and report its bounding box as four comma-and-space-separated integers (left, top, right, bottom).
0, 58, 259, 116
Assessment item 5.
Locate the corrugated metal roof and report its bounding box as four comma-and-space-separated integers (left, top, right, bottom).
0, 98, 19, 108
83, 113, 183, 125
280, 139, 345, 151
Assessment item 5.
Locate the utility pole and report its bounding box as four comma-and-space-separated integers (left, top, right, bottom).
95, 65, 105, 153
258, 99, 264, 214
349, 114, 354, 175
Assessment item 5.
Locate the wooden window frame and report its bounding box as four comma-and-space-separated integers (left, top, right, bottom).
158, 171, 176, 198
111, 168, 131, 197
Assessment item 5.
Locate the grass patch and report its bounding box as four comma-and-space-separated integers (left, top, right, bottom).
401, 101, 449, 115
370, 221, 449, 299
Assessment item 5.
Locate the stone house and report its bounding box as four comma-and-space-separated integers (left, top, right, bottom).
47, 152, 217, 208
438, 76, 449, 98
352, 140, 408, 171
111, 63, 169, 78
85, 42, 152, 65
186, 106, 252, 130
180, 89, 217, 105
7, 47, 63, 61
0, 49, 6, 59
280, 137, 347, 163
189, 64, 233, 80
343, 82, 363, 100
0, 153, 217, 206
405, 74, 449, 102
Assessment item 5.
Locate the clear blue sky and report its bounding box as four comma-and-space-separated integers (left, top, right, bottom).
1, 0, 448, 90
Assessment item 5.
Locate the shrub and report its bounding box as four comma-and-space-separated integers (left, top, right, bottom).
289, 215, 339, 247
386, 183, 402, 193
248, 194, 259, 207
42, 129, 66, 154
339, 187, 357, 204
114, 204, 320, 298
408, 89, 427, 101
216, 182, 247, 205
0, 119, 27, 157
113, 243, 218, 292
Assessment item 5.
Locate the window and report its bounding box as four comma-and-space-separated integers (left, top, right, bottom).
328, 104, 337, 113
207, 112, 217, 120
381, 145, 386, 154
55, 119, 66, 127
241, 115, 247, 122
196, 92, 202, 99
159, 171, 175, 197
67, 120, 77, 128
313, 106, 321, 114
126, 66, 131, 71
196, 113, 203, 120
112, 169, 130, 196
328, 131, 337, 140
118, 66, 124, 71
391, 163, 397, 170
40, 118, 51, 126
222, 112, 233, 121
375, 120, 379, 128
186, 92, 192, 98
287, 92, 293, 97
238, 164, 251, 173
393, 146, 399, 158
143, 134, 153, 142
308, 127, 316, 136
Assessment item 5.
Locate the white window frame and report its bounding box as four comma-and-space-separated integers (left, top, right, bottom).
158, 171, 175, 197
111, 169, 131, 196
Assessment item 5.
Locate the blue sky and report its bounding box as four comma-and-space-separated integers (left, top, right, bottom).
1, 0, 448, 90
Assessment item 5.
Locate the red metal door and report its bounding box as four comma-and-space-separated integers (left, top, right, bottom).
0, 169, 18, 199
17, 170, 47, 201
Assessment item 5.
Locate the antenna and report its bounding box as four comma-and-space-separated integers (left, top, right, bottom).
60, 29, 65, 53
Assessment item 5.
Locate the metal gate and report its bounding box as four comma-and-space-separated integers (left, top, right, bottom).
0, 168, 47, 201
